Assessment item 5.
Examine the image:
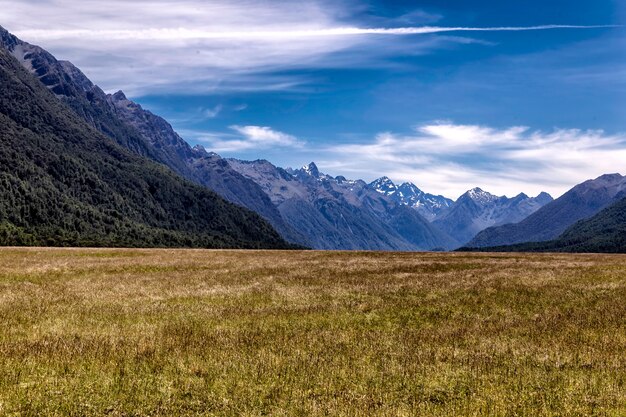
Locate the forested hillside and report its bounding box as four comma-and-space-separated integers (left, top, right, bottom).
0, 48, 290, 248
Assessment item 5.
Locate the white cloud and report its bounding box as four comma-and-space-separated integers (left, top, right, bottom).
182, 121, 626, 199
14, 25, 612, 41
203, 105, 223, 119
1, 0, 353, 95
191, 125, 304, 152
0, 0, 613, 95
322, 123, 626, 199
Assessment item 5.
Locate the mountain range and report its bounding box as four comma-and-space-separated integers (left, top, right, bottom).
466, 173, 626, 248
369, 177, 553, 244
2, 25, 553, 251
461, 193, 626, 253
1, 25, 623, 253
433, 188, 554, 245
227, 160, 458, 250
369, 177, 454, 221
0, 26, 304, 245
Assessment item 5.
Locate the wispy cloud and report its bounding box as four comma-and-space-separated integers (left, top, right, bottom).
203, 105, 223, 119
1, 0, 615, 95
15, 25, 615, 41
321, 123, 626, 198
192, 125, 305, 152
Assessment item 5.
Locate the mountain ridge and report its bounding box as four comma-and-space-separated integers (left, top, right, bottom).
0, 45, 290, 249
460, 194, 626, 253
369, 177, 453, 221
432, 188, 553, 246
228, 159, 459, 250
466, 173, 626, 248
0, 25, 305, 245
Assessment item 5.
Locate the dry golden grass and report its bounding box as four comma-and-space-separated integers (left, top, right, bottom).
0, 248, 625, 416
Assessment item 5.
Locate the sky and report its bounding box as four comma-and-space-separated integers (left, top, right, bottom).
1, 0, 625, 199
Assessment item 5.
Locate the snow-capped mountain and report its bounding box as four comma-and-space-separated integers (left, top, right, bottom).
433, 188, 553, 245
369, 177, 454, 221
465, 187, 500, 206
228, 160, 459, 250
300, 162, 321, 178
370, 176, 399, 196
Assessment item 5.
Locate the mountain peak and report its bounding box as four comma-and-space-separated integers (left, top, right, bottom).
0, 25, 14, 42
369, 176, 397, 195
535, 192, 554, 204
466, 187, 486, 196
398, 182, 423, 196
595, 173, 624, 183
111, 90, 128, 101
302, 162, 320, 178
463, 187, 498, 205
192, 144, 209, 156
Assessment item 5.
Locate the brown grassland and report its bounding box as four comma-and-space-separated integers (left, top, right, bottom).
0, 248, 624, 416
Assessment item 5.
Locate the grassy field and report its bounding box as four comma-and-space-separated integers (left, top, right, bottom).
0, 248, 624, 416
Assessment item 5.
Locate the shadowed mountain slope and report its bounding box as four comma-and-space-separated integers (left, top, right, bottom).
461, 195, 626, 253
466, 174, 626, 248
0, 46, 289, 248
0, 25, 304, 245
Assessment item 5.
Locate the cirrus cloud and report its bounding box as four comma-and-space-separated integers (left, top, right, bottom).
0, 0, 615, 95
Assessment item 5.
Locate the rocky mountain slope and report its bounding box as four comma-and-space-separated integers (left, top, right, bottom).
228, 161, 458, 250
369, 177, 453, 221
433, 188, 553, 245
466, 174, 626, 248
0, 46, 289, 248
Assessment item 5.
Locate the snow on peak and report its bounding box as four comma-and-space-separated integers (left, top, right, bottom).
398, 182, 424, 198
464, 187, 498, 204
369, 176, 397, 195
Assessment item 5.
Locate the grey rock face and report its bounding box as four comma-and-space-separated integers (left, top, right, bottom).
434, 188, 553, 246
228, 160, 459, 250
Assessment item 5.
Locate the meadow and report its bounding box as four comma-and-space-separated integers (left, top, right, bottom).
0, 248, 624, 416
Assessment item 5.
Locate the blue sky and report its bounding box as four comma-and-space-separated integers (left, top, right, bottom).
2, 0, 625, 198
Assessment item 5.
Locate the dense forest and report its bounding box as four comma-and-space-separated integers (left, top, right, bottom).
0, 48, 291, 249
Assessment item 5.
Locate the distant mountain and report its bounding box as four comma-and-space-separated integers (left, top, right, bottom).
369, 177, 453, 221
0, 25, 303, 245
433, 188, 553, 245
464, 195, 626, 253
466, 174, 626, 248
0, 46, 289, 248
228, 161, 458, 250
